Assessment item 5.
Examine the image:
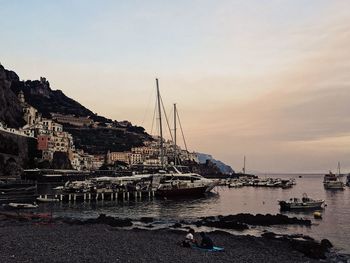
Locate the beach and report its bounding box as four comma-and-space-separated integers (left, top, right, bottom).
0, 220, 319, 263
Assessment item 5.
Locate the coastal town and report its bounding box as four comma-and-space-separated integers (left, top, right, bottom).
1, 1, 350, 262
0, 79, 198, 173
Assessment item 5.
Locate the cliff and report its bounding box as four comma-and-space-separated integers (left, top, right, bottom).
197, 153, 234, 175
0, 65, 25, 128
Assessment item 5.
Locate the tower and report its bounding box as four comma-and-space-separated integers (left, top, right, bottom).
18, 90, 25, 104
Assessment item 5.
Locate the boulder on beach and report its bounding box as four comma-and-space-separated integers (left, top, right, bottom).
261, 231, 332, 259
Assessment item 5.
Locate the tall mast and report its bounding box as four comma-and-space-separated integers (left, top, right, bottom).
243, 156, 246, 174
174, 103, 177, 166
156, 79, 164, 167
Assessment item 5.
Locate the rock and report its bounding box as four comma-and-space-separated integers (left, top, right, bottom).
172, 223, 182, 228
196, 219, 249, 231
290, 239, 327, 259
0, 65, 25, 128
261, 232, 276, 239
65, 214, 133, 227
95, 214, 133, 227
320, 239, 333, 249
199, 213, 311, 227
51, 152, 73, 169
140, 217, 154, 223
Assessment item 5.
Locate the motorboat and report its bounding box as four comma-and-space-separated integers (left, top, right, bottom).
155, 167, 219, 197
323, 172, 344, 190
228, 181, 243, 188
0, 180, 38, 203
3, 202, 39, 209
278, 194, 325, 210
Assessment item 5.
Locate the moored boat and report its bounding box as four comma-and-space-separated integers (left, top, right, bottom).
278, 194, 325, 210
3, 202, 39, 209
36, 197, 59, 202
155, 167, 218, 197
323, 172, 344, 190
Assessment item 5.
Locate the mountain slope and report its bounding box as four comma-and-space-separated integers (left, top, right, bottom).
0, 65, 25, 128
0, 64, 150, 154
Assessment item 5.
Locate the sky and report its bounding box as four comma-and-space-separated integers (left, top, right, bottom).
1, 0, 350, 173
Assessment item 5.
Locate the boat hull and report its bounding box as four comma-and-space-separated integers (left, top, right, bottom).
323, 182, 344, 190
279, 200, 324, 210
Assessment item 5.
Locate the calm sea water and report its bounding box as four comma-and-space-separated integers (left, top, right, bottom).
37, 174, 350, 253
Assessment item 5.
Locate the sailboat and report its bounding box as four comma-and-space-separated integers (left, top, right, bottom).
62, 79, 218, 197
153, 79, 218, 197
323, 162, 345, 190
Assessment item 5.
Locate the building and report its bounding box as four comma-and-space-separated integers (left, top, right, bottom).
143, 158, 162, 166
51, 113, 94, 127
107, 151, 130, 164
92, 155, 105, 170
37, 135, 54, 151
18, 91, 41, 126
131, 146, 158, 156
130, 153, 143, 165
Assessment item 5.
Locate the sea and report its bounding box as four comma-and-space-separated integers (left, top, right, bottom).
37, 174, 350, 253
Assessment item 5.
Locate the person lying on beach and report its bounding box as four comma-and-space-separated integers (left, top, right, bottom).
182, 229, 197, 248
199, 232, 214, 249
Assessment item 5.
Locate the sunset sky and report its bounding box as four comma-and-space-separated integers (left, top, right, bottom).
1, 0, 350, 173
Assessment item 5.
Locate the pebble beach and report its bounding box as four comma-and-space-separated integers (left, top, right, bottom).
0, 221, 319, 263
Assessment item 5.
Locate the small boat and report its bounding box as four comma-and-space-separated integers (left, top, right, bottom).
36, 197, 59, 202
278, 194, 325, 210
228, 182, 243, 188
3, 202, 39, 209
323, 172, 344, 190
346, 174, 350, 187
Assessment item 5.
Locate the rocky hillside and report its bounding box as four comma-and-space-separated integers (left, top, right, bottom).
65, 126, 148, 154
197, 153, 234, 175
10, 76, 110, 122
0, 64, 151, 154
0, 65, 25, 128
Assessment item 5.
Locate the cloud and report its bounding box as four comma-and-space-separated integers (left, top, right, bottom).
187, 14, 350, 172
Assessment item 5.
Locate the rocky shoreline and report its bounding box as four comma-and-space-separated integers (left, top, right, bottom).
0, 212, 348, 262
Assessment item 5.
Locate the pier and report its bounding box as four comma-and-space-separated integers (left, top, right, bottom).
37, 189, 156, 203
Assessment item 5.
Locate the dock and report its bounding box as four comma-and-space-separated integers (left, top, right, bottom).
37, 189, 156, 203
